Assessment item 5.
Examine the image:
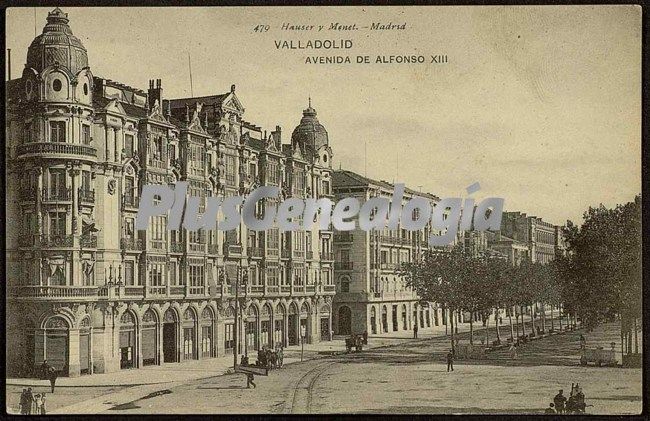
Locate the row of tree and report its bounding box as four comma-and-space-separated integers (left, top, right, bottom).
402, 195, 642, 354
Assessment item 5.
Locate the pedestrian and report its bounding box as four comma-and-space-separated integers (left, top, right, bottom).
413, 323, 418, 339
48, 366, 58, 393
33, 393, 42, 415
362, 330, 368, 345
25, 388, 34, 415
246, 372, 256, 389
240, 355, 249, 367
446, 349, 454, 372
19, 388, 29, 415
509, 343, 518, 360
553, 389, 567, 414
579, 334, 586, 350
544, 403, 556, 414
40, 393, 47, 415
40, 360, 50, 380
278, 345, 284, 368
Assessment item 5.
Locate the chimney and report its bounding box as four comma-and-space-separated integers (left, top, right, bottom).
148, 78, 163, 110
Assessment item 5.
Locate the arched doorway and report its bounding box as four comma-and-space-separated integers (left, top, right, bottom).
44, 317, 69, 376
381, 306, 388, 333
274, 304, 286, 346
163, 309, 178, 363
288, 302, 299, 345
200, 307, 215, 359
182, 308, 197, 360
119, 311, 136, 369
142, 309, 158, 366
261, 304, 272, 349
338, 306, 352, 335
370, 306, 377, 334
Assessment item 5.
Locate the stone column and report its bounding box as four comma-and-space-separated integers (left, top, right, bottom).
67, 328, 81, 377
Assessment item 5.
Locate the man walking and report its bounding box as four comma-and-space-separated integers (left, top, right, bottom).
554, 389, 567, 414
413, 323, 418, 339
40, 360, 50, 380
246, 372, 256, 389
446, 349, 454, 372
48, 366, 58, 393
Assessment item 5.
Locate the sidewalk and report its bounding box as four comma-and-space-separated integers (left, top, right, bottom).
5, 314, 550, 388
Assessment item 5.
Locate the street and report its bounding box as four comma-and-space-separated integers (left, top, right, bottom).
10, 321, 636, 415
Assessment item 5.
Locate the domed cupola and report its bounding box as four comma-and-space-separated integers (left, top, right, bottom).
291, 99, 329, 159
26, 8, 88, 75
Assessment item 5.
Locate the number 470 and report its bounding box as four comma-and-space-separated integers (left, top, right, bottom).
253, 25, 270, 32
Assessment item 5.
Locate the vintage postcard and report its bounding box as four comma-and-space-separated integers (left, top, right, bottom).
4, 5, 643, 415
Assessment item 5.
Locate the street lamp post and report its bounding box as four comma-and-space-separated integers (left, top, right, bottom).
233, 267, 239, 370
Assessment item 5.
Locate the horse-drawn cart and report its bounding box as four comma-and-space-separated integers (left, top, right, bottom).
345, 335, 364, 353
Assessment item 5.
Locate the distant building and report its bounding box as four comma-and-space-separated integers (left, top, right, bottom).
331, 170, 447, 337
486, 231, 529, 266
499, 211, 562, 264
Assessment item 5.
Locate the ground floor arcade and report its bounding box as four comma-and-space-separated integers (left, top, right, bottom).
6, 296, 333, 378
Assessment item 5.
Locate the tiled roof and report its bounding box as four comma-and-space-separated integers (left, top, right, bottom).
169, 94, 229, 109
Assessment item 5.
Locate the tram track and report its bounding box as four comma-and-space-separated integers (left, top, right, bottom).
287, 359, 337, 414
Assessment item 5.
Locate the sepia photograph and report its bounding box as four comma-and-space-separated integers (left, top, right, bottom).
4, 5, 643, 415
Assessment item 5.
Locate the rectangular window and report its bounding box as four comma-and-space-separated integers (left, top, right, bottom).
124, 261, 135, 286
266, 160, 279, 185
49, 121, 66, 143
49, 212, 66, 236
224, 324, 234, 351
49, 169, 66, 196
125, 134, 134, 156
82, 125, 91, 145
225, 155, 236, 184
322, 180, 330, 195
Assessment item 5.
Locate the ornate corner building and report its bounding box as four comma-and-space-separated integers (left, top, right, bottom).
6, 8, 336, 377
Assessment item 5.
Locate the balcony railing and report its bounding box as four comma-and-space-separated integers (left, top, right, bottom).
149, 240, 166, 250
305, 284, 316, 293
281, 249, 291, 259
121, 237, 144, 251
16, 142, 97, 159
188, 286, 205, 296
266, 285, 279, 294
250, 285, 264, 294
334, 233, 354, 242
169, 285, 185, 296
334, 261, 354, 270
79, 189, 95, 203
40, 234, 75, 247
248, 247, 264, 258
208, 243, 219, 255
80, 234, 97, 248
225, 243, 242, 256
170, 242, 184, 253
123, 286, 145, 297
280, 285, 291, 293
293, 250, 304, 259
320, 252, 335, 261
9, 285, 98, 299
189, 243, 205, 253
323, 284, 336, 293
42, 188, 72, 202
147, 285, 167, 296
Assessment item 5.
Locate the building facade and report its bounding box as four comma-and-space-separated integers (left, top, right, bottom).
331, 170, 448, 337
500, 211, 563, 264
6, 8, 336, 377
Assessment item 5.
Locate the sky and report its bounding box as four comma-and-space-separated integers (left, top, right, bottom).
5, 6, 642, 226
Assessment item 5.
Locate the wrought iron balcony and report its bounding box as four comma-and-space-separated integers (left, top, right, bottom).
225, 243, 242, 256
323, 284, 336, 293
79, 189, 95, 203
42, 188, 72, 202
40, 234, 75, 248
80, 234, 97, 248
121, 237, 144, 251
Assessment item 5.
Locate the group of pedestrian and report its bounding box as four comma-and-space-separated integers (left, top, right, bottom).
548, 385, 587, 414
254, 344, 284, 370
19, 388, 47, 415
